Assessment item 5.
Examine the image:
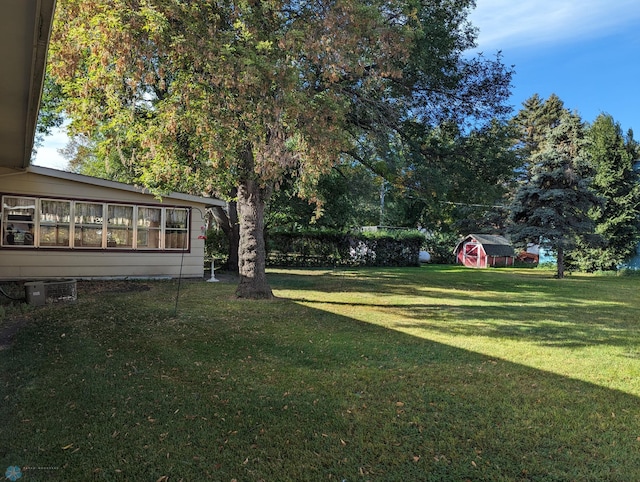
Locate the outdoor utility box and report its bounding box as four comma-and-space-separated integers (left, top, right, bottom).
24, 280, 77, 306
24, 282, 46, 306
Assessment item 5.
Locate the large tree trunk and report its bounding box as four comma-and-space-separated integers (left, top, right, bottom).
235, 178, 273, 299
556, 245, 565, 279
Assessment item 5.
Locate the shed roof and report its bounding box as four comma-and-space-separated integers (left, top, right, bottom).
454, 234, 515, 258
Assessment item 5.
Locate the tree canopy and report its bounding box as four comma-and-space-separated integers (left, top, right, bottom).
47, 0, 512, 297
510, 93, 566, 182
568, 114, 640, 271
508, 111, 600, 278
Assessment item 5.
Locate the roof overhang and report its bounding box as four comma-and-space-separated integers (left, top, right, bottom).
0, 0, 57, 170
26, 165, 227, 207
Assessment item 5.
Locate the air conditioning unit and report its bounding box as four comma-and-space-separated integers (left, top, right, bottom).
25, 279, 77, 306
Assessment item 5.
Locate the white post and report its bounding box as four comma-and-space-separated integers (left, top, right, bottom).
207, 258, 219, 282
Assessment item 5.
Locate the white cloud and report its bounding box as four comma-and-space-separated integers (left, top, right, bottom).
32, 125, 69, 171
469, 0, 640, 50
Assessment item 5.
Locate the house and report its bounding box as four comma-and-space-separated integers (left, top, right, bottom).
1, 166, 225, 279
453, 234, 516, 268
0, 0, 225, 280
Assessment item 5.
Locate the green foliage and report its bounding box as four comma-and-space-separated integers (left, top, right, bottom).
266, 163, 381, 230
511, 93, 567, 180
423, 231, 459, 264
46, 0, 514, 195
352, 230, 424, 267
510, 98, 640, 275
0, 282, 31, 330
46, 0, 513, 296
267, 229, 423, 267
204, 227, 229, 267
33, 74, 65, 157
380, 120, 519, 231
568, 114, 640, 272
267, 229, 349, 267
509, 111, 600, 278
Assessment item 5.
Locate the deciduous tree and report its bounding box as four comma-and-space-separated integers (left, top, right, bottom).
47, 0, 512, 297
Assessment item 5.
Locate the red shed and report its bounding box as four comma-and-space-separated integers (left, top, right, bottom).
453, 234, 515, 268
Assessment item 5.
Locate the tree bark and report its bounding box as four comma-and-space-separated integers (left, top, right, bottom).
556, 245, 565, 279
235, 178, 273, 299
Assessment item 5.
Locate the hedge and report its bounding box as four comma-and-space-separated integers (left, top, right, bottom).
266, 229, 423, 267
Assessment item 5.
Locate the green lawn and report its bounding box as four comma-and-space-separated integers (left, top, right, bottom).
2, 266, 640, 481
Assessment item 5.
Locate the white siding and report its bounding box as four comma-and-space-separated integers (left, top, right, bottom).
0, 169, 213, 279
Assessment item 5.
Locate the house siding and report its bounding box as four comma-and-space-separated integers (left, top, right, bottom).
0, 168, 213, 280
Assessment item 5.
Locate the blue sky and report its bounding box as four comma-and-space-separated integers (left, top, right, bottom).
34, 0, 640, 169
469, 0, 640, 133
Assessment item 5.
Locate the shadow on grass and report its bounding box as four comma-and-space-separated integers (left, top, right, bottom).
271, 266, 640, 350
394, 304, 637, 349
284, 297, 636, 349
268, 265, 610, 309
1, 278, 640, 480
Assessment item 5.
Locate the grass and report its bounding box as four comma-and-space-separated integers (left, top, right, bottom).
2, 266, 640, 480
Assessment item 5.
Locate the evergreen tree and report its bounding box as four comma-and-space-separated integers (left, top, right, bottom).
569, 114, 640, 271
509, 111, 600, 278
625, 128, 640, 162
511, 93, 567, 180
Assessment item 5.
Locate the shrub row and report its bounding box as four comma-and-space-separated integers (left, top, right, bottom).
266, 229, 424, 267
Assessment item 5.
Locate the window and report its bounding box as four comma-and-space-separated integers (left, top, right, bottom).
74, 202, 104, 248
137, 207, 162, 249
39, 199, 71, 247
1, 195, 191, 251
2, 197, 35, 247
107, 204, 134, 248
165, 208, 188, 250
